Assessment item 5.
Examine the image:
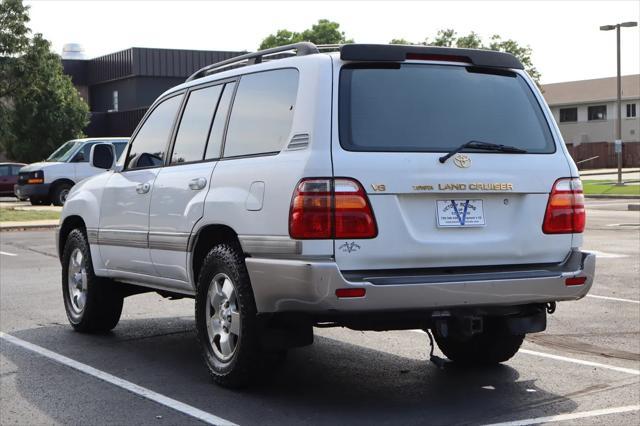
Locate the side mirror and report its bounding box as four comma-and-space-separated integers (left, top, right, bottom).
90, 143, 116, 170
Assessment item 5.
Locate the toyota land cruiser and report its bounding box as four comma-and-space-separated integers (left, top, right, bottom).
57, 43, 595, 387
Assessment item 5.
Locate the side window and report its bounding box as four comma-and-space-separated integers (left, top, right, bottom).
0, 165, 9, 176
205, 83, 235, 160
126, 94, 184, 170
75, 143, 96, 163
11, 166, 22, 175
113, 142, 127, 161
223, 69, 299, 158
171, 85, 223, 164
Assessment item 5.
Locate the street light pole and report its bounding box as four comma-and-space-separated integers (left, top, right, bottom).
616, 25, 622, 185
600, 21, 638, 186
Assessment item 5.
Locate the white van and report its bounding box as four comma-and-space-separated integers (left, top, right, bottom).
58, 43, 594, 387
15, 137, 128, 205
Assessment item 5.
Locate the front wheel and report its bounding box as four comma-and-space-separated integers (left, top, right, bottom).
52, 183, 72, 206
195, 244, 260, 388
62, 229, 123, 332
433, 321, 524, 366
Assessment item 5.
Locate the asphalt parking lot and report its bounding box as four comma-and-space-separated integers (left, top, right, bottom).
1, 199, 638, 426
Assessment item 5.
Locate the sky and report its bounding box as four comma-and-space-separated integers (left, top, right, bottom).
24, 0, 640, 84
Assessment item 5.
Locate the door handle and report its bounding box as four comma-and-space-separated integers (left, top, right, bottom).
136, 182, 151, 194
188, 177, 207, 190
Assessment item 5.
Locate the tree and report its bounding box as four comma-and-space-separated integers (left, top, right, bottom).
0, 0, 88, 162
259, 19, 353, 50
0, 0, 29, 56
389, 29, 541, 85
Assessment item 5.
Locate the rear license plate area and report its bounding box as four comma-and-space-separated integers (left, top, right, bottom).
436, 199, 485, 227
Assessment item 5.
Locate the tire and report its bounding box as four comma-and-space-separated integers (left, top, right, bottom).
52, 182, 72, 206
434, 320, 524, 366
30, 197, 49, 206
195, 243, 260, 388
62, 229, 123, 332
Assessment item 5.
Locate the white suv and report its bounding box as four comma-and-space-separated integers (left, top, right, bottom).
57, 43, 595, 387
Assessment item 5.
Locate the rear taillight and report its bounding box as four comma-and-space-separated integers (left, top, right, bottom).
289, 178, 378, 239
542, 178, 586, 234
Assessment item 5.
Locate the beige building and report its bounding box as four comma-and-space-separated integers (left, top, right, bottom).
543, 74, 640, 145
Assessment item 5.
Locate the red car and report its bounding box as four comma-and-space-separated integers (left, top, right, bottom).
0, 162, 27, 198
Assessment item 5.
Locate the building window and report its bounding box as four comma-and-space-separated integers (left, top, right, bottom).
559, 107, 577, 123
112, 90, 119, 112
627, 103, 637, 118
588, 105, 606, 121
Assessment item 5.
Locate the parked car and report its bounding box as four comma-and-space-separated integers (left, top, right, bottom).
0, 162, 26, 198
57, 43, 595, 388
15, 138, 128, 205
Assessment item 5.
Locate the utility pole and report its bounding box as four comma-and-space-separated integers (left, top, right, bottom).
600, 21, 638, 185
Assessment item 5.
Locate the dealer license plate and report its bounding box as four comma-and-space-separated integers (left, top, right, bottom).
436, 199, 485, 227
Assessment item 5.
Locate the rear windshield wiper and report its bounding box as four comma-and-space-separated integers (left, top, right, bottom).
439, 140, 528, 163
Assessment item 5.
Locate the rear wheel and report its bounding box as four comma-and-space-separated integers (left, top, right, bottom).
62, 229, 123, 332
52, 182, 72, 206
195, 244, 260, 388
433, 320, 524, 365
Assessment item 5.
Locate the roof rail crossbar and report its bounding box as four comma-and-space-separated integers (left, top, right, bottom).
316, 44, 343, 51
186, 42, 319, 82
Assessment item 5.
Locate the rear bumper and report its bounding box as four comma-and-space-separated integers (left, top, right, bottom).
14, 183, 50, 199
246, 250, 595, 313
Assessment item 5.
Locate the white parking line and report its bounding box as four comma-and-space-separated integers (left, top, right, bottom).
519, 349, 640, 376
0, 251, 17, 256
587, 294, 640, 304
409, 330, 640, 376
483, 404, 640, 426
0, 332, 236, 426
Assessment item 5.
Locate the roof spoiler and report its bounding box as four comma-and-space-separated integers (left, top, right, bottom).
185, 43, 524, 83
340, 44, 524, 70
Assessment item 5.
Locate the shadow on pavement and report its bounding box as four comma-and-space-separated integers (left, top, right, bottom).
4, 317, 578, 425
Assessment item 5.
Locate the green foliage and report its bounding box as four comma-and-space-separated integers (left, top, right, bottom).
0, 0, 29, 56
259, 19, 353, 50
390, 28, 541, 85
389, 38, 411, 45
259, 29, 300, 50
0, 0, 89, 163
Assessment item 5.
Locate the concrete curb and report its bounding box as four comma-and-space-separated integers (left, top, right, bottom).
0, 223, 59, 232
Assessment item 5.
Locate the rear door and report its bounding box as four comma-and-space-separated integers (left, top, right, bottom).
332, 61, 572, 271
148, 81, 235, 282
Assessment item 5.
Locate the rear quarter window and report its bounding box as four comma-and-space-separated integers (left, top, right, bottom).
223, 69, 299, 158
339, 64, 555, 153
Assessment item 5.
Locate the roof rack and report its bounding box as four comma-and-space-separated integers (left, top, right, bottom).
186, 42, 319, 82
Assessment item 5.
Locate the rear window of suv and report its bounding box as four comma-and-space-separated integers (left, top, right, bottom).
339, 64, 555, 153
